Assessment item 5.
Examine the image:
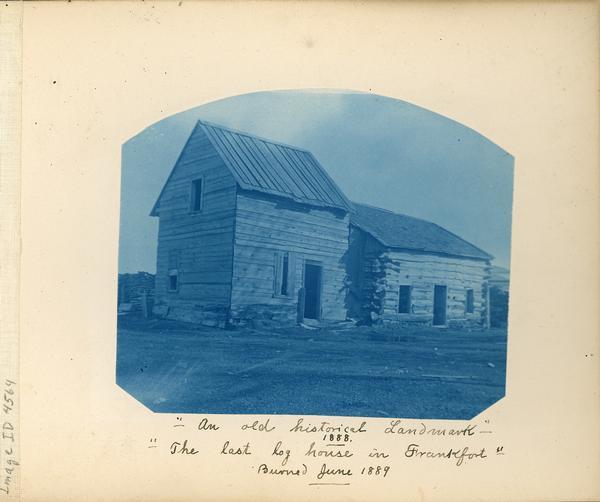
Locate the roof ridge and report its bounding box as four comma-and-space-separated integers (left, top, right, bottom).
196, 119, 313, 154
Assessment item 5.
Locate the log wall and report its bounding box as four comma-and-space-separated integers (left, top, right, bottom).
230, 191, 350, 325
354, 229, 491, 328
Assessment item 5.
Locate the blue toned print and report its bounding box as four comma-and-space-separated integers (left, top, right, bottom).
116, 90, 512, 419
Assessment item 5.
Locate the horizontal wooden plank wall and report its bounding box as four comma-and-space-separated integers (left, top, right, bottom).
230, 191, 349, 324
153, 125, 237, 325
356, 230, 491, 328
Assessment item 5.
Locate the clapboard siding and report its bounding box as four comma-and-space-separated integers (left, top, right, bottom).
351, 229, 491, 327
154, 124, 237, 317
230, 191, 349, 323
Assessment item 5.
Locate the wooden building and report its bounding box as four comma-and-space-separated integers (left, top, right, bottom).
150, 120, 352, 327
150, 119, 492, 328
117, 272, 155, 315
347, 204, 492, 328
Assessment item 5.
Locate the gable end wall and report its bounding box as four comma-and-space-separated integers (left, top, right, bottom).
153, 125, 237, 326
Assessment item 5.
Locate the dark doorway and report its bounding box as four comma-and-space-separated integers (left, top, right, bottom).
303, 262, 322, 320
433, 285, 447, 326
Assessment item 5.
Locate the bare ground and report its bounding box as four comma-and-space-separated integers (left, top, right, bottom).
116, 315, 507, 419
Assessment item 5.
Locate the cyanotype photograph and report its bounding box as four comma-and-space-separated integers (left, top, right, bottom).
116, 90, 513, 419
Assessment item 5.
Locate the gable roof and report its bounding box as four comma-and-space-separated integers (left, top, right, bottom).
151, 120, 352, 215
351, 203, 493, 260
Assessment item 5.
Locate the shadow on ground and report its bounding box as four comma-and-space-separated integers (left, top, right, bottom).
116, 315, 507, 419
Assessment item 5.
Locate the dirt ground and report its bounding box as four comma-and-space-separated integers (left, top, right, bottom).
116, 315, 507, 419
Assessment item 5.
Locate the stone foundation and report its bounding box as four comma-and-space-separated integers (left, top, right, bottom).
228, 303, 298, 328
366, 310, 485, 329
152, 301, 229, 328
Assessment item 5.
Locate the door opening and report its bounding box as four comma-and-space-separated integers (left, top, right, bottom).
433, 285, 447, 326
303, 262, 322, 320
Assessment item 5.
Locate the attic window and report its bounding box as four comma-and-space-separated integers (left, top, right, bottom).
190, 178, 203, 212
466, 289, 474, 313
398, 285, 412, 314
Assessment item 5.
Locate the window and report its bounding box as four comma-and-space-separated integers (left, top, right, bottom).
168, 250, 180, 292
168, 269, 179, 292
398, 285, 412, 314
281, 253, 289, 296
274, 252, 294, 297
466, 289, 474, 313
190, 178, 203, 212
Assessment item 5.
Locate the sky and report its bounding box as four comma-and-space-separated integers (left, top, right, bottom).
119, 90, 514, 274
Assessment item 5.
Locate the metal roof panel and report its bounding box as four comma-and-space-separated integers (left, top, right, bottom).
197, 120, 351, 211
